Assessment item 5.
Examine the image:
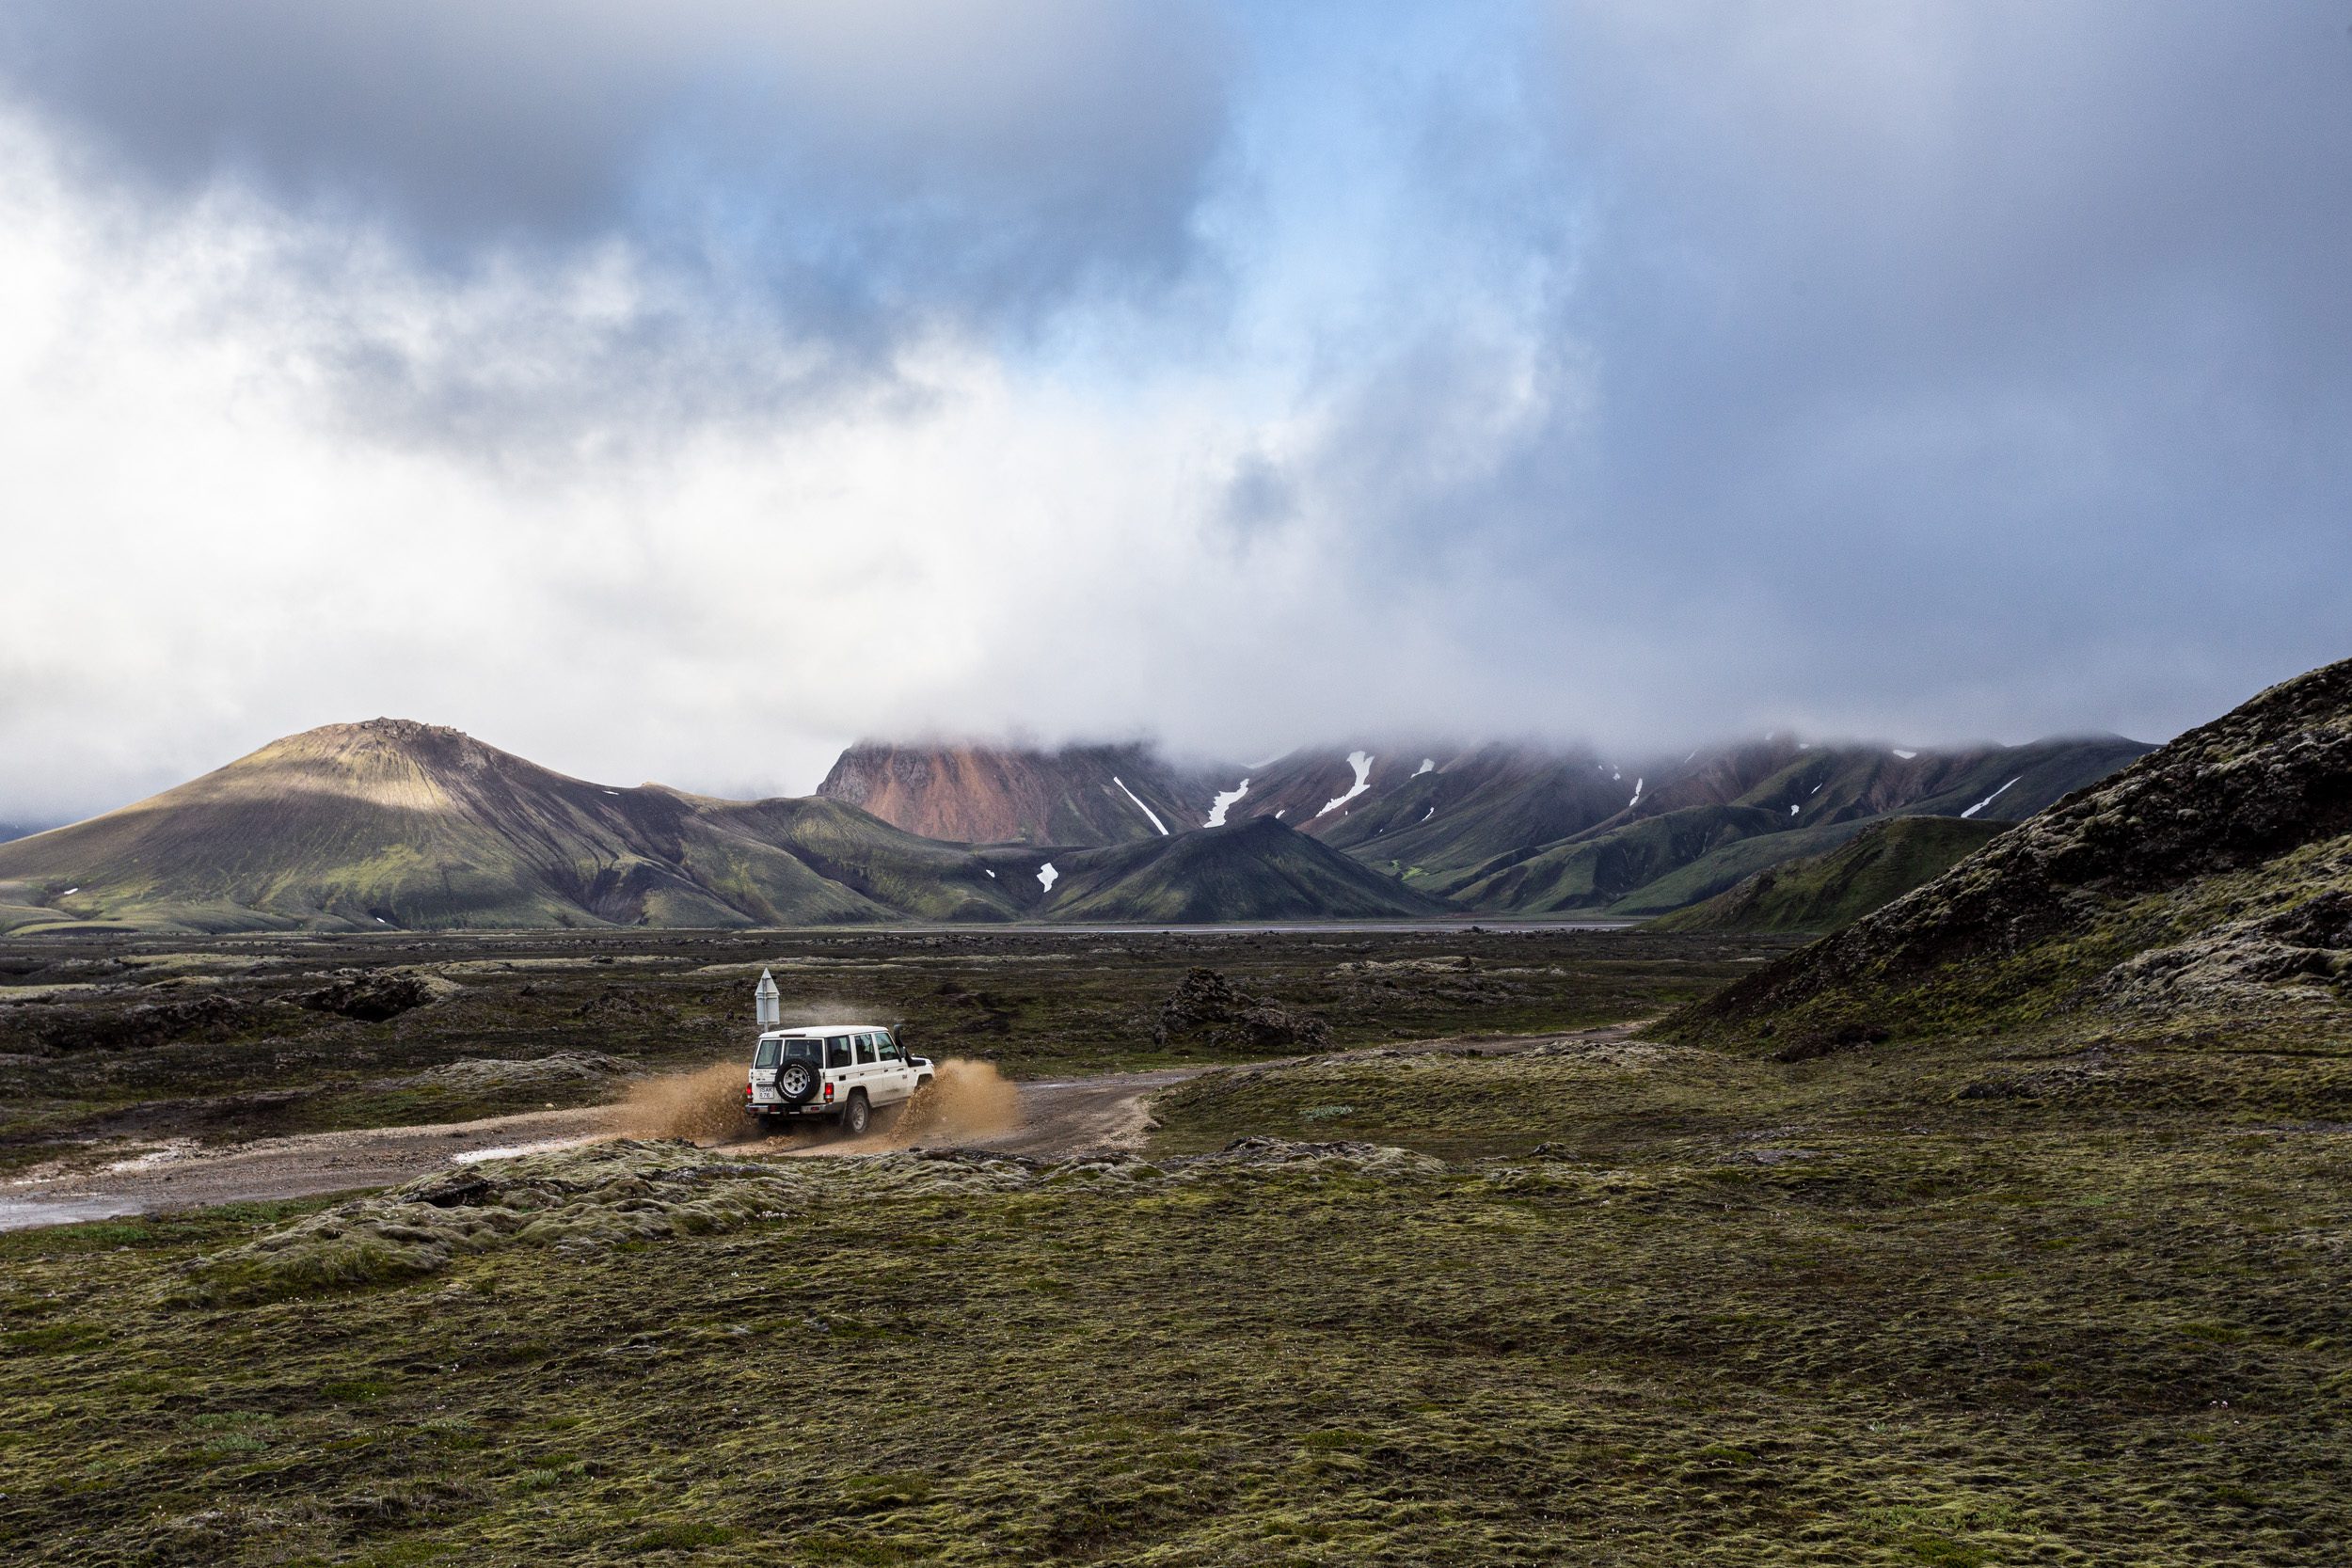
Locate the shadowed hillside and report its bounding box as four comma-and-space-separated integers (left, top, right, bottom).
1650, 816, 2008, 934
1667, 657, 2352, 1050
1421, 736, 2148, 916
1044, 816, 1454, 923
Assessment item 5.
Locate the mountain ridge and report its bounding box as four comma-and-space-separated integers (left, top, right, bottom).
1664, 657, 2352, 1047
0, 717, 2161, 933
0, 721, 1477, 934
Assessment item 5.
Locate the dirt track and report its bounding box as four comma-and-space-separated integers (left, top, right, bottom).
0, 1027, 1645, 1232
0, 1064, 1213, 1230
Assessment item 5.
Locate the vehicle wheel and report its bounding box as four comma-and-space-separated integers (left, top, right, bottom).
840, 1090, 872, 1137
774, 1060, 818, 1107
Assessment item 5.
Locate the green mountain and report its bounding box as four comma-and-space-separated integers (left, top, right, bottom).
1414, 736, 2149, 917
1649, 816, 2009, 934
1313, 744, 1645, 879
1042, 816, 1453, 923
1665, 657, 2352, 1050
0, 721, 1031, 934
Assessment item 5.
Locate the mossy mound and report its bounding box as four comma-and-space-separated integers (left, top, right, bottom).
185, 1135, 1446, 1304
184, 1141, 796, 1302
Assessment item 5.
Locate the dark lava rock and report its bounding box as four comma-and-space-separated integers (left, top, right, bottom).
301, 973, 440, 1022
33, 991, 253, 1053
1153, 967, 1330, 1052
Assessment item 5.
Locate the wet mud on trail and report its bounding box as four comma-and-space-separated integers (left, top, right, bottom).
0, 1025, 1645, 1230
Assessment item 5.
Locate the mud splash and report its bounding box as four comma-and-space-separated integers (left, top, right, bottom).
611, 1061, 755, 1144
610, 1057, 1024, 1149
881, 1058, 1023, 1147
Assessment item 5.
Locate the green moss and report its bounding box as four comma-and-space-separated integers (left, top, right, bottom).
4, 1101, 2347, 1563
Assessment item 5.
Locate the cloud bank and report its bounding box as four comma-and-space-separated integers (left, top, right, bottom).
0, 1, 2345, 820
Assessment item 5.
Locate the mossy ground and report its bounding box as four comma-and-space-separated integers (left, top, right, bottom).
9, 920, 2348, 1562
8, 1015, 2351, 1563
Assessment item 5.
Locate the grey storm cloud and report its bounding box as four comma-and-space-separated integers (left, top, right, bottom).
1306, 0, 2352, 743
0, 1, 1231, 269
0, 1, 2346, 821
0, 0, 1235, 449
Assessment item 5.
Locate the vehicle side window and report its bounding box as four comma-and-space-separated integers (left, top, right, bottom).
754, 1039, 780, 1069
877, 1034, 902, 1062
826, 1036, 852, 1068
857, 1035, 878, 1065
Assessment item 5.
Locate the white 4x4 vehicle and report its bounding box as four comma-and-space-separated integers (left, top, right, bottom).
745, 1024, 931, 1135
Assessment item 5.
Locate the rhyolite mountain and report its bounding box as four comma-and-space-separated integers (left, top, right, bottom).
818, 741, 1212, 846
1649, 816, 2010, 934
1666, 657, 2352, 1051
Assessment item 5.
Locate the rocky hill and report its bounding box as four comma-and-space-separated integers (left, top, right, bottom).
1648, 816, 2009, 934
1667, 657, 2352, 1048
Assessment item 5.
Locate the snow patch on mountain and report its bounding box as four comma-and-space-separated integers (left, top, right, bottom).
1112, 776, 1168, 836
1314, 752, 1375, 818
1205, 778, 1250, 828
1037, 862, 1059, 892
1962, 778, 2020, 819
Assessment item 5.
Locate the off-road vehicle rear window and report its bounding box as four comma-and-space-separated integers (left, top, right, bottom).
754, 1038, 824, 1069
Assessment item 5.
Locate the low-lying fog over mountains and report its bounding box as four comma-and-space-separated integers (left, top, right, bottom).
0, 711, 2156, 935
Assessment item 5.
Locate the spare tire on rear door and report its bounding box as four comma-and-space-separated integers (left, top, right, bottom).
775, 1058, 819, 1107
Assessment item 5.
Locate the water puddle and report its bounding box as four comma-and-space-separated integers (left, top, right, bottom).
452, 1136, 600, 1165
0, 1196, 145, 1232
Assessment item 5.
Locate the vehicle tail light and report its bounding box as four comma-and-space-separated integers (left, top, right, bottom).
823, 1083, 834, 1101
